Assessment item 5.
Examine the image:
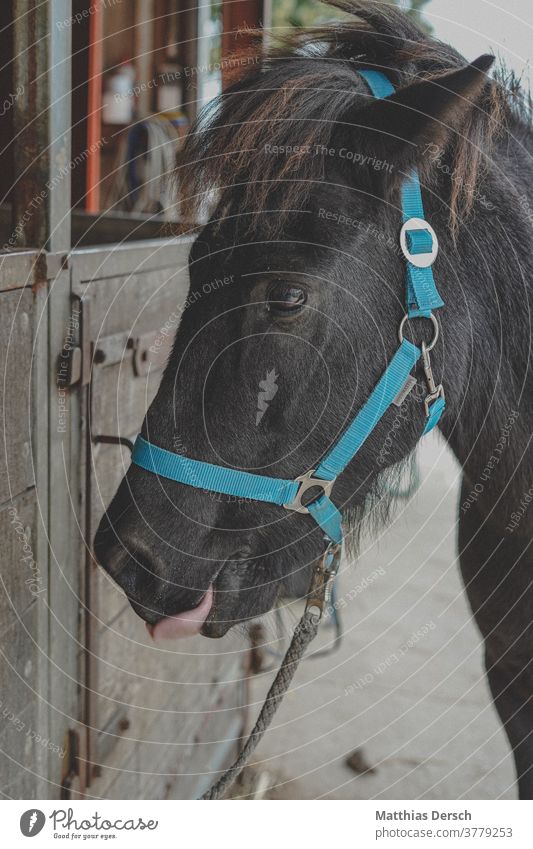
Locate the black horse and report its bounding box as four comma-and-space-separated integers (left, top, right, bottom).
94, 1, 533, 797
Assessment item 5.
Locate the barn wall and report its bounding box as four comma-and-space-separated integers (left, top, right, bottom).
70, 238, 249, 800
0, 238, 250, 800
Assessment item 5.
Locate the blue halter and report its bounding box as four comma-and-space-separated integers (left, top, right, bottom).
131, 70, 445, 555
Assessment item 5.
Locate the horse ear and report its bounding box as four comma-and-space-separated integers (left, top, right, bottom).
337, 54, 495, 179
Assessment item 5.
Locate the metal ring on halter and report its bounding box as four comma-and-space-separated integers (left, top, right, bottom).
398, 312, 439, 352
283, 469, 335, 514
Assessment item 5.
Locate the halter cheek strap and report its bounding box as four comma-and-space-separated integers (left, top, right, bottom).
131, 69, 446, 553
357, 70, 444, 319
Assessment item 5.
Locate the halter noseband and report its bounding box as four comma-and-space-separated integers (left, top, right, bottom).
131, 70, 445, 569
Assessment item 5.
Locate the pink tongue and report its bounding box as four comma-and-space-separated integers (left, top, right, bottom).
147, 586, 213, 641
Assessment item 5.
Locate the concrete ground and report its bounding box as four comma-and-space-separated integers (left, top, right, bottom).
246, 433, 517, 800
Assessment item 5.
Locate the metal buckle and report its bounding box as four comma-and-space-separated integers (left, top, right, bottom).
284, 469, 335, 514
424, 384, 445, 418
398, 312, 439, 352
400, 217, 439, 268
421, 340, 445, 416
305, 541, 342, 619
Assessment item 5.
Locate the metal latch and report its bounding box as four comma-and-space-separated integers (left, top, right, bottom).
56, 295, 91, 388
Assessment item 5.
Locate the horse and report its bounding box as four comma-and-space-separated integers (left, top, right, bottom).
94, 0, 533, 798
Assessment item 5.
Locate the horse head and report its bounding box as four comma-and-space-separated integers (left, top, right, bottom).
94, 1, 497, 638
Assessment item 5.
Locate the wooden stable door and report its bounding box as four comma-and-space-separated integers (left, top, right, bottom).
67, 238, 248, 799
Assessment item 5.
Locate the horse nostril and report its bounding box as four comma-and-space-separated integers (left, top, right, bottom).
94, 513, 121, 568
94, 522, 207, 623
109, 546, 157, 598
96, 543, 165, 626
94, 517, 156, 598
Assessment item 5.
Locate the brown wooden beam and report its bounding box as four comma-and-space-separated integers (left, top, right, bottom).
222, 0, 263, 86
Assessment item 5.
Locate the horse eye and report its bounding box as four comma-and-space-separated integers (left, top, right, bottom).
267, 282, 307, 315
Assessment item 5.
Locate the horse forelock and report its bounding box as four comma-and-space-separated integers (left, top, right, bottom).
177, 0, 520, 239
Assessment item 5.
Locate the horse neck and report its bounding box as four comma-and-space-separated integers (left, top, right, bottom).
437, 127, 533, 499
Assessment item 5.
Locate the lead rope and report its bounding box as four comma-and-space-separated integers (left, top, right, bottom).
201, 607, 320, 800
200, 543, 341, 800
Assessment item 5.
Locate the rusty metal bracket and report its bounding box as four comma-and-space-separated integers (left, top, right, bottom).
45, 251, 69, 280
60, 729, 81, 799
92, 710, 131, 775
129, 330, 173, 376
92, 434, 134, 453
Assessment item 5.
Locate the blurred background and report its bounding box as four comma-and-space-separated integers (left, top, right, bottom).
0, 0, 530, 250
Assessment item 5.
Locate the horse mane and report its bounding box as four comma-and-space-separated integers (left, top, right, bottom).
177, 0, 520, 237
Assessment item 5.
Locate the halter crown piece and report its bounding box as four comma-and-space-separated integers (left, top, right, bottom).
131, 70, 445, 578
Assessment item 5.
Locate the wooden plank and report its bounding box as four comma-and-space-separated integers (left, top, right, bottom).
99, 701, 244, 800
0, 703, 35, 798
0, 288, 34, 504
0, 491, 39, 633
70, 237, 193, 289
91, 356, 164, 444
89, 646, 246, 799
0, 252, 40, 292
89, 270, 188, 341
92, 605, 246, 740
0, 605, 47, 799
0, 267, 50, 799
71, 210, 171, 246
